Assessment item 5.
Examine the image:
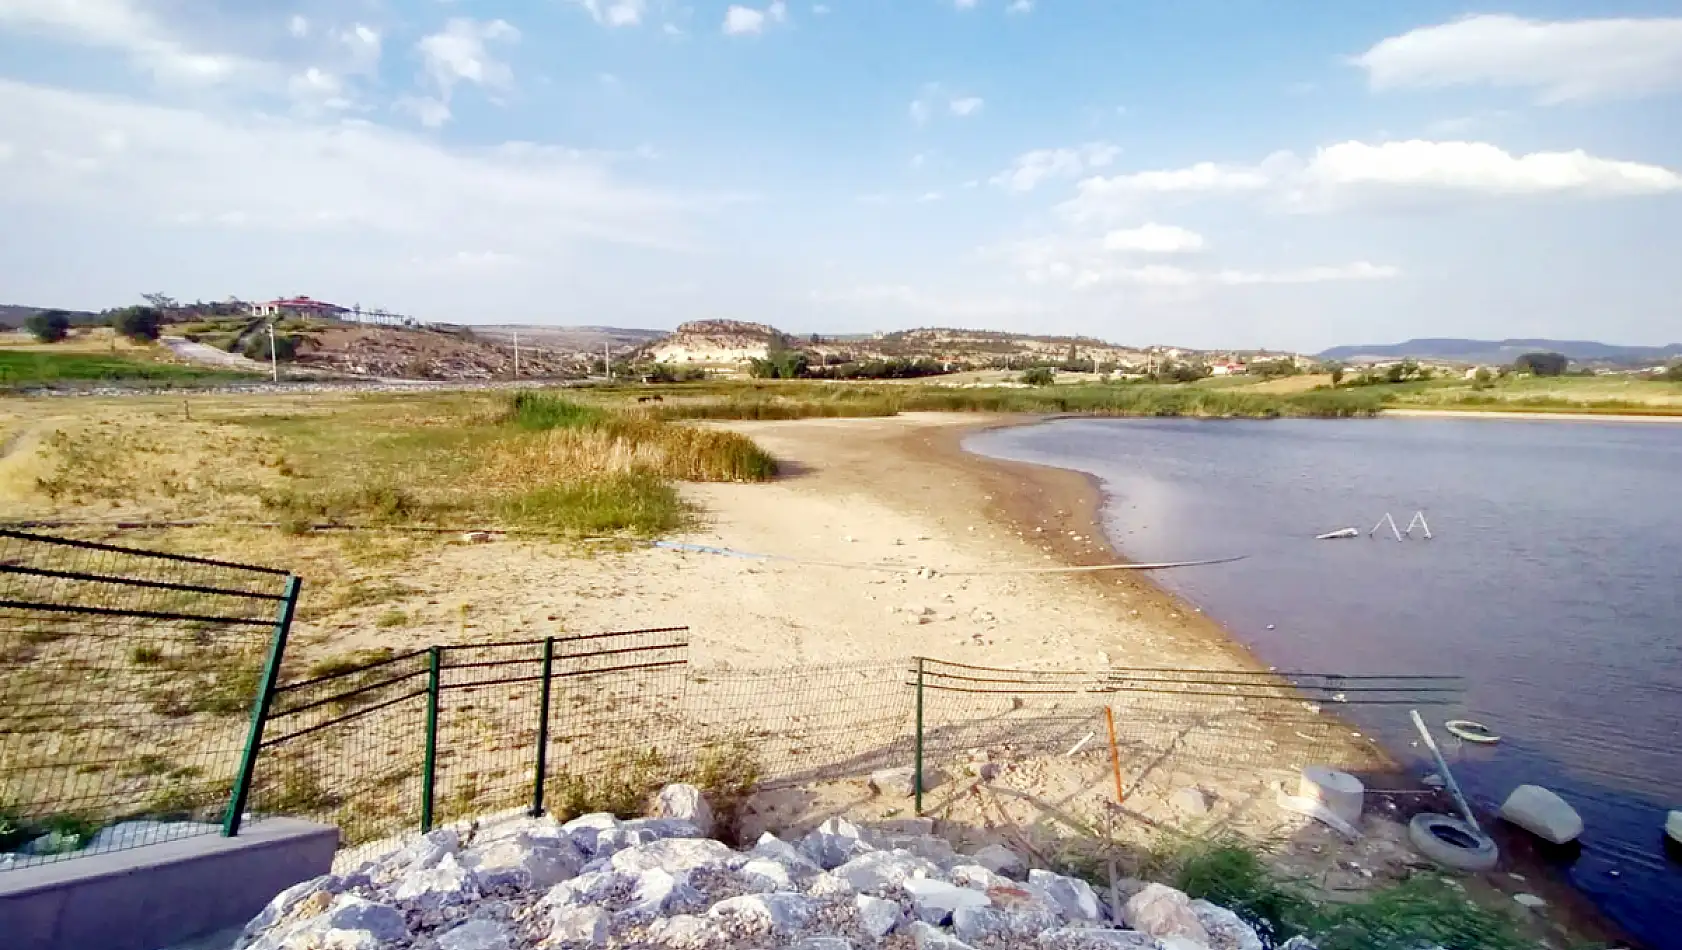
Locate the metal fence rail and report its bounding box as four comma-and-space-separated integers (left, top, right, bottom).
0, 529, 298, 866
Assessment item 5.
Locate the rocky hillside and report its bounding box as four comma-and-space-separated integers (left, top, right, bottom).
647, 321, 791, 365
291, 325, 585, 380
238, 783, 1287, 950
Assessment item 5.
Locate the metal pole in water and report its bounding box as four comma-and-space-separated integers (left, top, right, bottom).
1410, 709, 1483, 836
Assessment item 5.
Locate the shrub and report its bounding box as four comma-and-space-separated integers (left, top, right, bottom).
507, 393, 608, 430
109, 306, 164, 341
1021, 367, 1056, 386
24, 310, 71, 343
243, 332, 300, 362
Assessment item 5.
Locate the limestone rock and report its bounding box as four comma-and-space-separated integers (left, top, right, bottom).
795, 938, 858, 950
908, 920, 977, 949
541, 870, 632, 911
650, 784, 715, 838
1158, 938, 1209, 950
708, 892, 818, 934
903, 877, 991, 925
240, 874, 343, 942
949, 864, 1010, 891
645, 913, 720, 945
374, 828, 459, 884
1189, 899, 1263, 950
620, 867, 702, 920
832, 849, 942, 892
609, 836, 738, 874
739, 857, 795, 891
288, 895, 409, 949
1027, 869, 1103, 922
1038, 929, 1164, 950
1169, 787, 1212, 817
953, 904, 1062, 944
1499, 785, 1584, 844
1123, 884, 1209, 944
870, 766, 940, 798
751, 832, 823, 873
855, 894, 903, 939
461, 833, 582, 890
800, 817, 877, 870
436, 918, 513, 950
969, 844, 1027, 880
548, 905, 612, 946
561, 813, 622, 858
1276, 937, 1318, 950
806, 871, 857, 898
879, 834, 958, 869
392, 852, 479, 911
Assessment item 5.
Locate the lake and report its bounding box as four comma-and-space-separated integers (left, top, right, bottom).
967, 416, 1682, 949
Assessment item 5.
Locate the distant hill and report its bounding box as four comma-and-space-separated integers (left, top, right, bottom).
1318, 338, 1682, 367
0, 305, 101, 330
471, 325, 667, 354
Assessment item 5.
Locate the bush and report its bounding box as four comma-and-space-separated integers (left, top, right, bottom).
109, 306, 164, 341
24, 310, 71, 343
1513, 351, 1567, 377
243, 332, 300, 362
1021, 367, 1056, 386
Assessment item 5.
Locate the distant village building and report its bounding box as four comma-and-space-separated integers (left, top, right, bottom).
1210, 361, 1246, 376
249, 296, 349, 319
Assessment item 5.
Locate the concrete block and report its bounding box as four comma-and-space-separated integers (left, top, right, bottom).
0, 818, 338, 950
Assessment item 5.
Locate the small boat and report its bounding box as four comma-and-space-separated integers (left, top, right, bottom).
1316, 528, 1360, 540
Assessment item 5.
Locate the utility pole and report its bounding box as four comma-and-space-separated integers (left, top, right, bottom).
604, 343, 612, 381
268, 322, 279, 383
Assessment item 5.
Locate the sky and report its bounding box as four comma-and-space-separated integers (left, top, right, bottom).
0, 1, 1679, 351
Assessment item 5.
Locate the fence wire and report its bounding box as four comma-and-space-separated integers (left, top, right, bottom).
0, 529, 294, 867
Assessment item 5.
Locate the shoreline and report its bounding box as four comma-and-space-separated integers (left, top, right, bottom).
908, 412, 1637, 948
1382, 406, 1682, 423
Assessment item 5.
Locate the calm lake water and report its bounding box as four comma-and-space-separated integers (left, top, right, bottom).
967, 417, 1682, 949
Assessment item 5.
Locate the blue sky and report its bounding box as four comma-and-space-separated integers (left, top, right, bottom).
1, 1, 1678, 350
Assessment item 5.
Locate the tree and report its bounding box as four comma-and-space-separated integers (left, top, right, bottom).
109, 306, 163, 341
1513, 352, 1568, 377
1329, 366, 1345, 385
24, 310, 71, 343
141, 293, 178, 311
1021, 366, 1055, 386
1665, 363, 1682, 382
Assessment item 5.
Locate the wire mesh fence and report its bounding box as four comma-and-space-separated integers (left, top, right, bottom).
0, 529, 297, 867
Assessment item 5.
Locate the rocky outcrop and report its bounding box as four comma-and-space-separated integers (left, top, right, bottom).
238, 784, 1271, 950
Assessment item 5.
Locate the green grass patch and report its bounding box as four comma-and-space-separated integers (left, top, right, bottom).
507, 391, 610, 429
495, 472, 688, 536
0, 350, 256, 386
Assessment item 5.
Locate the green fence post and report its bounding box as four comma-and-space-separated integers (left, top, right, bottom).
223, 576, 302, 837
531, 637, 555, 817
914, 656, 925, 816
421, 645, 442, 833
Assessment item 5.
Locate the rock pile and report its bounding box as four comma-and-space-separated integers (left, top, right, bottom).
238, 785, 1287, 950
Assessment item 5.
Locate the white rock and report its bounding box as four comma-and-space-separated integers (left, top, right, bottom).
1028, 869, 1103, 922
739, 857, 795, 891
795, 938, 857, 950
1168, 787, 1212, 817
540, 870, 630, 910
954, 904, 1062, 944
437, 918, 513, 950
392, 852, 479, 910
903, 877, 992, 925
620, 866, 701, 920
561, 813, 622, 858
462, 834, 582, 890
949, 864, 1010, 891
240, 874, 342, 940
880, 833, 958, 868
619, 817, 703, 841
807, 870, 857, 898
1668, 810, 1682, 846
969, 844, 1026, 880
609, 836, 737, 874
1499, 785, 1584, 844
1190, 899, 1263, 950
855, 894, 903, 939
645, 913, 720, 945
1514, 893, 1547, 909
548, 905, 612, 946
1123, 884, 1209, 944
651, 784, 715, 838
751, 832, 823, 873
311, 895, 409, 946
832, 849, 942, 892
1275, 937, 1317, 950
1039, 929, 1163, 949
800, 817, 877, 870
869, 766, 935, 798
708, 892, 818, 934
909, 920, 977, 949
1159, 938, 1209, 950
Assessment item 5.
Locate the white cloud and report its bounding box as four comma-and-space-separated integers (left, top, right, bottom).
770, 1, 788, 23
337, 24, 382, 73
396, 95, 452, 128
1303, 140, 1682, 198
416, 18, 520, 110
1213, 262, 1400, 285
910, 85, 983, 125
0, 0, 259, 84
1060, 160, 1274, 221
571, 0, 649, 28
723, 5, 766, 35
1353, 14, 1682, 104
288, 15, 310, 39
949, 96, 985, 117
1102, 223, 1205, 254
0, 79, 687, 251
288, 68, 351, 112
1007, 0, 1033, 13
991, 143, 1120, 193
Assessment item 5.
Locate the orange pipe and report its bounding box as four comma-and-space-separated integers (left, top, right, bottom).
1104, 705, 1124, 803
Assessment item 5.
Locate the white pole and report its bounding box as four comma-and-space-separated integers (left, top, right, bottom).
604, 343, 611, 381
268, 323, 279, 383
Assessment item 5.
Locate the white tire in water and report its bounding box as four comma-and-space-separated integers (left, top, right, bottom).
1409, 813, 1499, 872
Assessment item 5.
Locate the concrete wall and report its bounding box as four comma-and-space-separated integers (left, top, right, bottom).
0, 819, 338, 950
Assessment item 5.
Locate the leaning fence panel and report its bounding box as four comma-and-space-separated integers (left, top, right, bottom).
0, 529, 295, 868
